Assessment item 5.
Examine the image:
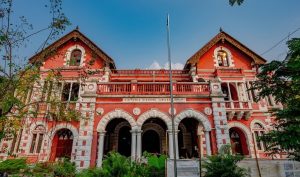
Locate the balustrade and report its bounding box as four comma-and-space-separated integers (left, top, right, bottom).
97, 82, 209, 95
111, 69, 189, 75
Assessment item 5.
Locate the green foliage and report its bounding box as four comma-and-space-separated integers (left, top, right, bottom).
53, 158, 76, 177
0, 158, 27, 174
203, 145, 248, 177
100, 152, 131, 177
252, 38, 300, 161
76, 168, 103, 177
144, 153, 167, 177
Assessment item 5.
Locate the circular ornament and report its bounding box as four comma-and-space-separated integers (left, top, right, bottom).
133, 107, 141, 115
204, 107, 212, 115
88, 84, 94, 90
96, 108, 104, 115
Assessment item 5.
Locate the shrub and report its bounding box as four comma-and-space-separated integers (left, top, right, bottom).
100, 152, 131, 177
75, 168, 103, 177
203, 145, 248, 177
53, 158, 76, 177
0, 158, 27, 174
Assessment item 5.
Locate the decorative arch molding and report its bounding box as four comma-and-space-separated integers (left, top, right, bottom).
228, 121, 254, 157
213, 46, 234, 67
137, 109, 171, 129
29, 121, 47, 133
64, 44, 86, 66
250, 119, 267, 130
174, 109, 211, 131
97, 109, 137, 132
48, 123, 79, 141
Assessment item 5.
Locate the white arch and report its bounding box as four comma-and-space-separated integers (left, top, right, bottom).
228, 122, 254, 157
48, 123, 79, 141
250, 119, 267, 130
213, 46, 234, 67
29, 121, 47, 133
137, 109, 171, 129
97, 109, 137, 132
174, 109, 211, 131
64, 44, 86, 66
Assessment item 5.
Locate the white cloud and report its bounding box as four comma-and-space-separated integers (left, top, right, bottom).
148, 61, 184, 70
148, 60, 162, 69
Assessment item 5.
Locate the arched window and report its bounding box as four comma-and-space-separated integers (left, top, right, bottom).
30, 125, 45, 154
69, 49, 82, 66
217, 50, 229, 67
252, 123, 266, 150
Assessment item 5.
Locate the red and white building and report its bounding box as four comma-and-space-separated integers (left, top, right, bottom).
0, 29, 283, 169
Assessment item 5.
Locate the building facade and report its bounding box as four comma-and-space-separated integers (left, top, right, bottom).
0, 29, 283, 169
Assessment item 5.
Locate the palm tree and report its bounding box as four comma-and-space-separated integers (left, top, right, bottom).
229, 0, 244, 6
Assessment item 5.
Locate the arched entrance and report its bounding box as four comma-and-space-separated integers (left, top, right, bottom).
178, 118, 201, 158
229, 127, 249, 155
118, 126, 131, 157
50, 128, 73, 161
141, 118, 167, 155
142, 130, 160, 154
104, 118, 131, 157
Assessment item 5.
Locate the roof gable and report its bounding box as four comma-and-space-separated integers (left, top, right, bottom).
29, 29, 116, 69
185, 31, 267, 68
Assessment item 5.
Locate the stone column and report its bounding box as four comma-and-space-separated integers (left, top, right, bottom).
130, 129, 137, 161
167, 130, 174, 159
205, 131, 212, 156
167, 130, 179, 159
136, 130, 142, 160
97, 131, 106, 167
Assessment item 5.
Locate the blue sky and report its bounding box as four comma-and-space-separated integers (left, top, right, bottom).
10, 0, 300, 69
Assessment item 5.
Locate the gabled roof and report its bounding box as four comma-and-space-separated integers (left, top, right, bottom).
29, 28, 116, 69
184, 30, 267, 69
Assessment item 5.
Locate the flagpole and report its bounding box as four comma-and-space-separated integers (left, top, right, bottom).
167, 14, 178, 177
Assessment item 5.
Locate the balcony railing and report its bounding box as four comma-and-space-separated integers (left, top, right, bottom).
111, 69, 189, 75
97, 82, 210, 95
224, 101, 251, 109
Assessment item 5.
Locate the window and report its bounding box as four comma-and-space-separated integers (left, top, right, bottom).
41, 81, 53, 101
30, 126, 45, 154
253, 123, 266, 151
69, 49, 82, 66
217, 50, 229, 67
61, 83, 79, 102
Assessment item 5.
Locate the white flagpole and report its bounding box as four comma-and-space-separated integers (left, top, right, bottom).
167, 13, 178, 177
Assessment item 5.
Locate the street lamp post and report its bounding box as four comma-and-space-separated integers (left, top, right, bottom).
167, 14, 178, 177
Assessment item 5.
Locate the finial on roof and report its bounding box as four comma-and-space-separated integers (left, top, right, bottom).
219, 27, 223, 32
75, 26, 79, 30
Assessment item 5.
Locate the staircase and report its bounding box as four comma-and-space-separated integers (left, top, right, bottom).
167, 159, 201, 177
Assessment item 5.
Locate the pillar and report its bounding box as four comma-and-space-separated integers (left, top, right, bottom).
136, 130, 142, 160
167, 130, 179, 159
130, 129, 137, 161
97, 131, 105, 167
205, 131, 212, 156
167, 130, 174, 159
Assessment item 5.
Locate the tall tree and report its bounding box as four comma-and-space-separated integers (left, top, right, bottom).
252, 38, 300, 161
0, 0, 70, 140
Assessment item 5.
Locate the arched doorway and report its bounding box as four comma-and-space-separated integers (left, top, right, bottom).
178, 118, 201, 158
141, 118, 167, 155
142, 130, 160, 154
104, 118, 131, 157
229, 127, 249, 155
50, 128, 73, 161
118, 126, 131, 157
